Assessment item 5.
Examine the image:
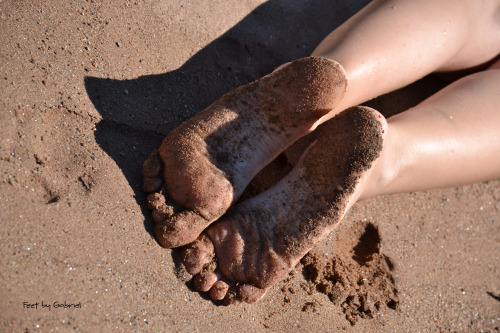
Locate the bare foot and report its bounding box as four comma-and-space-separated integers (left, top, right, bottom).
143, 57, 347, 248
179, 106, 387, 304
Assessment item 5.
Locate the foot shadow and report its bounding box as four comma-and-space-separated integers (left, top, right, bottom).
84, 0, 371, 237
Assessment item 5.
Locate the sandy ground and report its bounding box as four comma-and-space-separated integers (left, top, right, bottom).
1, 0, 499, 332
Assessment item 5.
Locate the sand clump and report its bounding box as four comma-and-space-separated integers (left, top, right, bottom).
301, 221, 399, 325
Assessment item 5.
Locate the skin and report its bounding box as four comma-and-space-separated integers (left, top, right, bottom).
143, 0, 500, 303
365, 68, 500, 199
311, 0, 500, 128
181, 106, 388, 304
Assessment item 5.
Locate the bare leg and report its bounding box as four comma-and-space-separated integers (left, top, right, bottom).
180, 68, 500, 304
312, 0, 500, 127
362, 68, 500, 199
489, 57, 500, 70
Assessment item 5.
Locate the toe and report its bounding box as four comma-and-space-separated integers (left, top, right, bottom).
237, 284, 266, 304
147, 193, 164, 211
142, 150, 162, 178
147, 193, 176, 223
143, 176, 162, 192
152, 208, 172, 223
180, 234, 215, 274
143, 151, 163, 192
155, 210, 210, 248
192, 271, 217, 292
209, 280, 230, 301
223, 286, 242, 305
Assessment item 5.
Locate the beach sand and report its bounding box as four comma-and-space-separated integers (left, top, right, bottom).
1, 1, 499, 331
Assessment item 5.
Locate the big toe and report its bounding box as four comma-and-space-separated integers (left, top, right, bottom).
180, 234, 215, 274
155, 210, 210, 248
236, 284, 267, 304
219, 284, 266, 305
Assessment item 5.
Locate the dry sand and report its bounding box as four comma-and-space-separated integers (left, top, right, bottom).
1, 0, 499, 332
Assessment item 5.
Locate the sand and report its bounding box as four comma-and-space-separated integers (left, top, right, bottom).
1, 0, 499, 332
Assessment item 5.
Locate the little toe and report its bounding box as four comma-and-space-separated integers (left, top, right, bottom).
192, 271, 217, 292
143, 151, 163, 192
155, 210, 210, 248
180, 234, 215, 274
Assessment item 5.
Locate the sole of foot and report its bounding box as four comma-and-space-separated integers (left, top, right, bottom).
179, 106, 388, 304
143, 56, 347, 248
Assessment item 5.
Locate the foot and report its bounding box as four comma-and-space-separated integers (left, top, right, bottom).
143, 57, 347, 248
179, 106, 388, 304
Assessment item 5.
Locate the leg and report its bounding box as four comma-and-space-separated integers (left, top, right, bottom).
312, 0, 500, 126
489, 57, 500, 70
181, 68, 500, 304
362, 68, 500, 198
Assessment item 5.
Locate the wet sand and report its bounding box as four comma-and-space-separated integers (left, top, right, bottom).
1, 1, 499, 331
